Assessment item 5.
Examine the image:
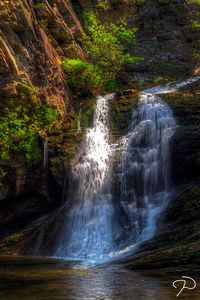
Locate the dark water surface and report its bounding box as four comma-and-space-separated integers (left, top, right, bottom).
0, 256, 199, 300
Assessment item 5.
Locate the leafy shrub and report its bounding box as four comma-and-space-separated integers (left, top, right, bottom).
105, 79, 119, 91
83, 12, 140, 82
111, 19, 137, 45
62, 13, 142, 94
61, 59, 102, 93
0, 99, 60, 163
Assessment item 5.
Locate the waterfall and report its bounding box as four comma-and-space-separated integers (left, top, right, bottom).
118, 91, 175, 249
56, 77, 199, 263
56, 94, 116, 260
116, 77, 199, 253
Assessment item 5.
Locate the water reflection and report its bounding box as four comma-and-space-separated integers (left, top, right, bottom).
0, 256, 199, 300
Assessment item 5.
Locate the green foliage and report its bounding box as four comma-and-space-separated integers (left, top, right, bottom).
191, 0, 200, 4
83, 12, 142, 87
38, 105, 60, 126
153, 76, 170, 85
40, 18, 49, 27
105, 79, 119, 91
0, 99, 60, 163
111, 20, 137, 45
123, 54, 143, 64
80, 103, 95, 128
83, 12, 123, 82
192, 53, 200, 63
61, 59, 102, 93
95, 1, 110, 10
192, 20, 200, 29
61, 13, 142, 94
16, 83, 36, 100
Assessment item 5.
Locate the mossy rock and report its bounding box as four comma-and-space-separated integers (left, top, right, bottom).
151, 62, 191, 79
48, 97, 96, 166
161, 90, 200, 126
110, 89, 139, 138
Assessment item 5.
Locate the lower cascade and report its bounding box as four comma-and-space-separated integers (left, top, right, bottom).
56, 78, 199, 263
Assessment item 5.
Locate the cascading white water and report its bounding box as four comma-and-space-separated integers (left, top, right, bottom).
56, 94, 115, 260
118, 91, 175, 248
117, 77, 199, 251
56, 77, 199, 263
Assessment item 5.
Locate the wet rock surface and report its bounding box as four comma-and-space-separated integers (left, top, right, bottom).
124, 184, 200, 275
161, 82, 200, 185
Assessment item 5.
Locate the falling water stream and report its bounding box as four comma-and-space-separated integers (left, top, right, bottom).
116, 89, 175, 255
56, 94, 116, 260
56, 77, 199, 264
43, 138, 48, 170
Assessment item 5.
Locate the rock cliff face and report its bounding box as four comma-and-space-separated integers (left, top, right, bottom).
128, 0, 200, 76
79, 0, 200, 78
0, 0, 84, 115
0, 0, 200, 264
162, 81, 200, 186
0, 0, 85, 201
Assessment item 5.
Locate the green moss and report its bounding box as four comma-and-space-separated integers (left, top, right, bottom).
40, 19, 49, 28
152, 62, 190, 79
57, 97, 96, 163
72, 98, 95, 131
161, 90, 200, 125
110, 90, 139, 136
16, 83, 36, 100
192, 20, 200, 29
95, 1, 110, 10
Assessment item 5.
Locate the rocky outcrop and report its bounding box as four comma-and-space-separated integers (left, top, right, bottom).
162, 80, 200, 185
130, 0, 200, 76
0, 0, 84, 115
0, 0, 85, 202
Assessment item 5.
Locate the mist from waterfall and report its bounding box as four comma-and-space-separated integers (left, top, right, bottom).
56, 77, 199, 263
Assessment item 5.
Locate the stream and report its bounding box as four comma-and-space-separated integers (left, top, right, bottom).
0, 256, 200, 300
